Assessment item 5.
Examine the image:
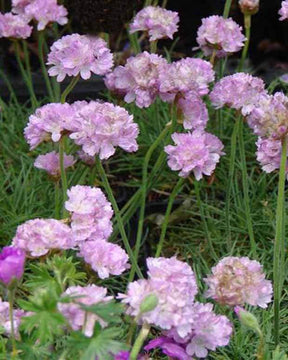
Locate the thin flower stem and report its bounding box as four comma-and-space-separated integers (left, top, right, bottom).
60, 75, 80, 104
8, 289, 17, 360
223, 0, 233, 18
225, 116, 241, 249
55, 180, 61, 219
95, 157, 143, 280
38, 31, 54, 101
150, 40, 158, 53
129, 125, 171, 282
130, 323, 150, 360
210, 49, 217, 66
238, 119, 256, 255
155, 177, 185, 257
239, 14, 251, 71
59, 137, 69, 218
273, 135, 287, 345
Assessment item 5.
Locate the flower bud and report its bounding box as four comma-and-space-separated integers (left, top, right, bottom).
239, 0, 260, 15
140, 294, 159, 314
234, 306, 262, 336
0, 246, 25, 287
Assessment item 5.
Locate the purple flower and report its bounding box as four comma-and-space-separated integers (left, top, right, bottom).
24, 103, 76, 149
196, 15, 245, 58
58, 285, 113, 337
0, 12, 32, 39
204, 256, 273, 308
114, 351, 130, 360
78, 240, 130, 279
0, 246, 25, 286
177, 92, 209, 130
210, 73, 266, 116
164, 130, 225, 179
130, 6, 179, 41
34, 151, 75, 177
12, 218, 75, 257
105, 52, 167, 108
0, 298, 26, 337
145, 337, 191, 360
279, 0, 288, 20
68, 100, 139, 159
158, 58, 215, 101
47, 34, 113, 82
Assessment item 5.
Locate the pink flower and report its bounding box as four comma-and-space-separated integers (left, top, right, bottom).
145, 337, 190, 360
204, 256, 273, 308
210, 73, 266, 115
68, 100, 139, 159
0, 12, 32, 39
158, 58, 215, 101
78, 240, 130, 279
105, 52, 167, 108
165, 130, 225, 179
34, 151, 75, 176
65, 185, 113, 243
256, 137, 288, 177
177, 92, 209, 130
47, 34, 113, 82
24, 0, 68, 30
0, 298, 26, 337
0, 246, 25, 286
12, 218, 75, 257
239, 0, 259, 15
12, 0, 33, 16
58, 285, 113, 337
130, 6, 179, 41
196, 15, 245, 57
119, 257, 198, 338
279, 0, 288, 20
24, 103, 76, 149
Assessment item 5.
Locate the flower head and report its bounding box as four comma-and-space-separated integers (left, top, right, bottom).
34, 151, 75, 177
47, 34, 113, 82
239, 0, 259, 15
0, 246, 25, 286
158, 58, 215, 101
279, 0, 288, 21
68, 100, 139, 159
165, 130, 225, 179
196, 15, 245, 57
0, 12, 32, 39
105, 52, 167, 108
58, 285, 113, 337
130, 6, 179, 41
204, 256, 273, 308
12, 218, 75, 257
0, 298, 26, 337
210, 73, 266, 116
78, 240, 130, 279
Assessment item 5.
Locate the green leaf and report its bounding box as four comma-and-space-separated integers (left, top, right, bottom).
79, 301, 124, 325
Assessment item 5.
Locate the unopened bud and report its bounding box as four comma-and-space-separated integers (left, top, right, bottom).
140, 294, 158, 314
234, 306, 262, 336
239, 0, 259, 15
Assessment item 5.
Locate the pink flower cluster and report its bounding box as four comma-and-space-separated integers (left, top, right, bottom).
0, 12, 32, 39
12, 218, 75, 257
279, 0, 288, 20
0, 298, 26, 338
204, 256, 273, 308
196, 15, 245, 58
58, 285, 113, 337
130, 6, 179, 41
47, 34, 113, 82
165, 130, 225, 179
34, 151, 75, 177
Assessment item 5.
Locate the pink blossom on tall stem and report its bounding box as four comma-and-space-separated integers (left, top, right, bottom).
47, 34, 113, 82
165, 130, 225, 180
196, 15, 245, 58
0, 12, 32, 39
0, 298, 26, 337
34, 151, 75, 177
279, 0, 288, 21
239, 0, 259, 15
0, 247, 25, 286
129, 6, 179, 41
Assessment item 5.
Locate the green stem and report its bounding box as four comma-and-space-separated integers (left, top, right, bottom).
238, 119, 256, 255
60, 75, 79, 103
95, 157, 143, 279
223, 0, 233, 18
55, 180, 61, 219
130, 323, 150, 360
273, 135, 287, 345
225, 116, 241, 250
155, 177, 185, 257
150, 40, 158, 53
239, 14, 251, 71
129, 125, 171, 282
38, 31, 54, 101
210, 49, 217, 66
194, 181, 217, 260
8, 290, 17, 359
59, 137, 69, 218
